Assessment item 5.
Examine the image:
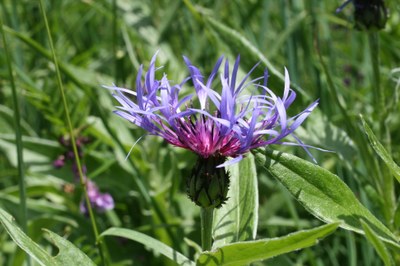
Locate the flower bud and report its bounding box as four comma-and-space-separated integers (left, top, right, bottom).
354, 0, 387, 30
187, 156, 229, 208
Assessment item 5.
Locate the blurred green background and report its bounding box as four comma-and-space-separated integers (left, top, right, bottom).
1, 0, 399, 265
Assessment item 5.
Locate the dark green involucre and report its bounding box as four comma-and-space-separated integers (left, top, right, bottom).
354, 0, 387, 30
187, 156, 230, 208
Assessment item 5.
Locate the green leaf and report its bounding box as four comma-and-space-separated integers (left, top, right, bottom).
0, 208, 52, 265
360, 116, 400, 184
0, 208, 96, 266
361, 220, 394, 266
0, 134, 60, 168
0, 105, 37, 136
253, 148, 400, 249
197, 222, 339, 266
295, 110, 357, 163
43, 229, 97, 265
213, 154, 258, 248
395, 203, 400, 229
100, 227, 195, 266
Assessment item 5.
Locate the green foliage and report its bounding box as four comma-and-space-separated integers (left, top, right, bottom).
360, 115, 400, 184
100, 227, 195, 266
361, 220, 394, 266
213, 154, 258, 248
253, 148, 399, 249
1, 0, 399, 265
197, 223, 339, 266
0, 208, 96, 266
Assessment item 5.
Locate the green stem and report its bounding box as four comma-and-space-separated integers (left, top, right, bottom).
281, 0, 297, 83
368, 32, 385, 133
368, 32, 394, 226
368, 32, 391, 152
112, 0, 118, 82
9, 0, 23, 68
315, 25, 382, 193
38, 1, 107, 265
1, 14, 29, 265
200, 207, 214, 251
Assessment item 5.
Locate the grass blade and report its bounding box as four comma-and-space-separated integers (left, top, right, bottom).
37, 1, 106, 264
0, 14, 28, 259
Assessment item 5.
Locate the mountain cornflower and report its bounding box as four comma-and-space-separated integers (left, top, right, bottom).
104, 53, 318, 208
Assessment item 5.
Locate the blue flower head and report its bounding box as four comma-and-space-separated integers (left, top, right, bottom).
105, 53, 318, 166
105, 53, 319, 207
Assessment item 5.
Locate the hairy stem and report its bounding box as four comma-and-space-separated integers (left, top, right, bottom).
200, 207, 214, 251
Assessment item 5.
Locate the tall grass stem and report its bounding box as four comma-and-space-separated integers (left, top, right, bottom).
368, 33, 384, 133
0, 14, 30, 266
281, 0, 297, 83
368, 32, 391, 151
9, 2, 23, 67
112, 0, 118, 82
368, 31, 395, 226
38, 1, 107, 264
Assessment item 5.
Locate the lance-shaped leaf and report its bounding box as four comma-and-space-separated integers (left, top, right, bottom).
100, 227, 195, 266
361, 220, 394, 266
213, 154, 258, 248
253, 148, 400, 249
197, 222, 339, 266
360, 115, 400, 184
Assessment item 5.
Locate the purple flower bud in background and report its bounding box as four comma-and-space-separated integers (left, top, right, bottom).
53, 155, 65, 168
79, 201, 87, 214
95, 193, 115, 212
66, 151, 75, 160
80, 180, 115, 214
53, 133, 114, 214
72, 163, 87, 180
